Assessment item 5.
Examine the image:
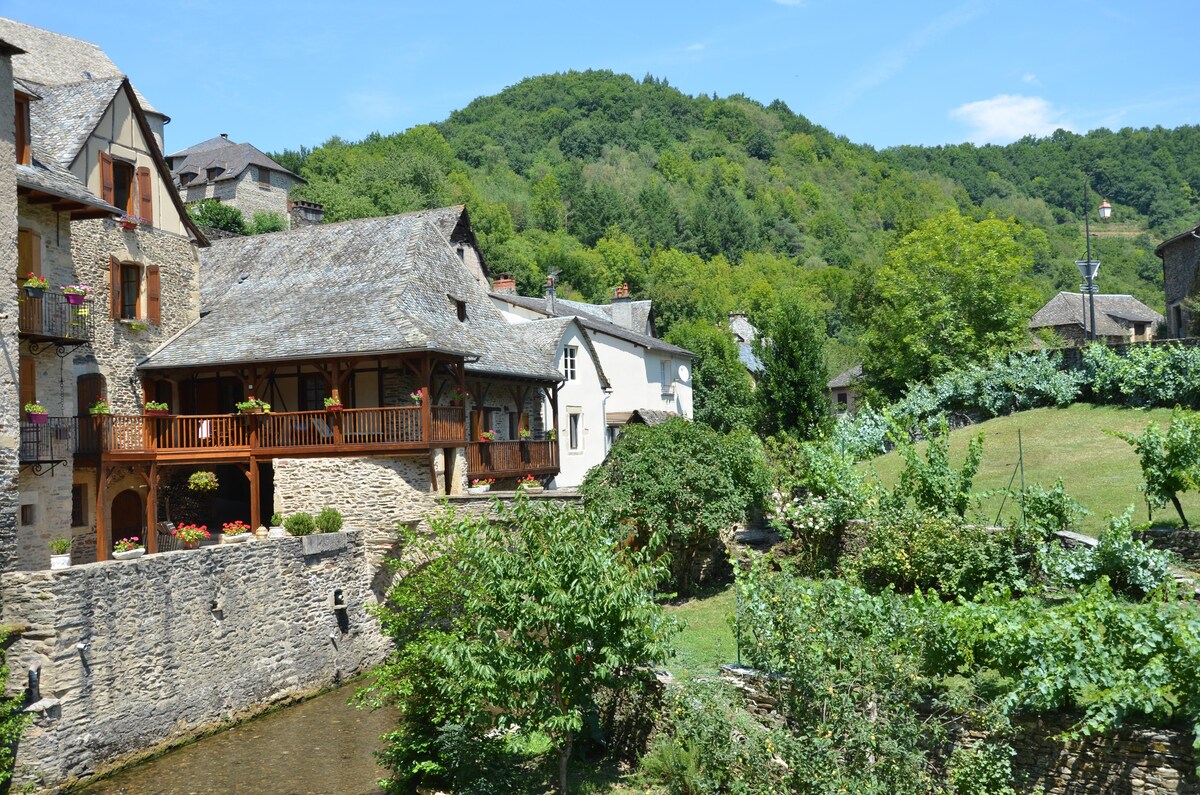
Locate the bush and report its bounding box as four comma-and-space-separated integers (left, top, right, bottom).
315, 507, 344, 534
895, 417, 983, 518
1084, 342, 1200, 409
0, 628, 29, 788
188, 199, 247, 235
1040, 509, 1176, 599
1110, 409, 1200, 527
269, 512, 283, 527
283, 512, 316, 536
250, 211, 288, 234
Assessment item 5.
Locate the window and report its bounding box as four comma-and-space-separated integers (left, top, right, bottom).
17, 227, 39, 283
110, 258, 160, 324
180, 171, 196, 187
258, 166, 270, 186
120, 264, 140, 319
112, 160, 135, 214
206, 167, 223, 181
299, 373, 326, 411
1134, 323, 1146, 337
71, 484, 87, 527
20, 505, 34, 527
563, 346, 577, 380
568, 409, 582, 451
1174, 305, 1185, 338
456, 300, 467, 322
14, 92, 30, 165
508, 411, 519, 439
19, 356, 35, 420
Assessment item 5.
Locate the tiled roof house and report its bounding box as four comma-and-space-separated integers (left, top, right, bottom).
1029, 292, 1162, 346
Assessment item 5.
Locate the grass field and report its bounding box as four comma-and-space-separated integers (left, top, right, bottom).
662, 584, 738, 679
866, 404, 1200, 536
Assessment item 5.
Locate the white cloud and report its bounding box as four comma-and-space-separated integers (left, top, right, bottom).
950, 94, 1069, 144
1021, 73, 1038, 84
686, 43, 705, 51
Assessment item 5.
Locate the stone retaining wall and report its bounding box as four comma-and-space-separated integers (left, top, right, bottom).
1, 531, 387, 791
1136, 527, 1200, 565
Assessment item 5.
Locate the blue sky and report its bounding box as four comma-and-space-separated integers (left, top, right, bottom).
3, 0, 1196, 156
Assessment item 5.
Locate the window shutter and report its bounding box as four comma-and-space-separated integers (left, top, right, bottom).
136, 166, 153, 226
109, 255, 121, 319
146, 264, 161, 325
17, 228, 40, 281
99, 151, 114, 205
14, 96, 29, 166
19, 357, 36, 417
519, 412, 529, 434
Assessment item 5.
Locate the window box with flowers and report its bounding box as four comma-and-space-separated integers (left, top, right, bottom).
23, 273, 47, 298
89, 398, 111, 416
119, 214, 144, 231
519, 428, 532, 440
221, 520, 253, 544
449, 387, 466, 406
236, 398, 270, 415
25, 400, 47, 424
517, 474, 544, 494
324, 396, 343, 412
468, 478, 494, 495
144, 400, 170, 416
172, 523, 210, 550
479, 429, 497, 443
61, 284, 90, 306
409, 390, 423, 405
112, 536, 145, 560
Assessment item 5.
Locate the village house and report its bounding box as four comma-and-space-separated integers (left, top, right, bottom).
489, 279, 694, 479
827, 364, 863, 414
166, 133, 315, 229
1029, 291, 1162, 346
1156, 222, 1200, 338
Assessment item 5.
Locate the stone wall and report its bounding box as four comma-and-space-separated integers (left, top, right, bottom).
1136, 527, 1200, 564
0, 51, 19, 574
1, 531, 388, 791
230, 170, 292, 224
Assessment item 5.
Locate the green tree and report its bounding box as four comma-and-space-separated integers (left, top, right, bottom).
665, 319, 755, 433
862, 209, 1040, 398
1112, 410, 1200, 526
435, 499, 676, 795
249, 211, 287, 234
0, 628, 29, 788
581, 418, 770, 594
188, 199, 247, 235
753, 291, 830, 439
530, 173, 565, 232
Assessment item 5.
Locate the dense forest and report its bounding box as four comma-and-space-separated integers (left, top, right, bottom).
270, 70, 1200, 377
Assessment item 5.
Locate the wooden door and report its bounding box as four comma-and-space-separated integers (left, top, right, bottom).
77, 373, 106, 453
111, 489, 142, 545
19, 357, 36, 419
18, 228, 42, 333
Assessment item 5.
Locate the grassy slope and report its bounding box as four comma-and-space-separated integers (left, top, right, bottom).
663, 585, 738, 679
867, 404, 1200, 536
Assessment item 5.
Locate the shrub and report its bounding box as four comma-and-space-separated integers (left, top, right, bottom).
895, 417, 983, 518
250, 211, 287, 234
1083, 342, 1200, 409
1110, 409, 1200, 527
188, 198, 248, 235
315, 507, 344, 534
269, 512, 283, 527
283, 512, 316, 536
1040, 508, 1176, 599
0, 628, 30, 788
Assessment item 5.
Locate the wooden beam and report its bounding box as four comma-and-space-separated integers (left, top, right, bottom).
146, 463, 159, 554
249, 457, 261, 531
95, 466, 109, 562
25, 194, 58, 205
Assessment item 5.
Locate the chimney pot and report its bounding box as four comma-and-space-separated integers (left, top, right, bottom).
492, 276, 517, 295
220, 133, 228, 139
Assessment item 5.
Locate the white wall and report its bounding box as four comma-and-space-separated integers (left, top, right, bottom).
550, 325, 607, 488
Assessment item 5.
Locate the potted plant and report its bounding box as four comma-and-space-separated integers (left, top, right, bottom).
479, 429, 497, 443
221, 520, 253, 544
268, 511, 287, 539
187, 470, 218, 492
468, 478, 494, 495
112, 536, 145, 560
409, 390, 423, 405
119, 214, 143, 231
61, 284, 90, 306
89, 398, 111, 415
50, 536, 72, 570
449, 386, 467, 405
172, 523, 210, 550
25, 400, 48, 424
236, 398, 271, 415
144, 400, 169, 416
23, 273, 48, 298
324, 396, 343, 412
519, 428, 532, 440
548, 428, 557, 442
517, 474, 544, 494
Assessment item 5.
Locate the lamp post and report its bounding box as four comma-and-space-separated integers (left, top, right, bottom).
1075, 179, 1104, 342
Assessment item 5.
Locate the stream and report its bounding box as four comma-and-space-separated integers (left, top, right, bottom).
74, 681, 396, 795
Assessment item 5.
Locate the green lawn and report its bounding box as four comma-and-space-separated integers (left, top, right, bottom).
866, 404, 1200, 536
663, 584, 738, 679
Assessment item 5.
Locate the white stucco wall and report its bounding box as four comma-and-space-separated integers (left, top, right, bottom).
549, 324, 607, 488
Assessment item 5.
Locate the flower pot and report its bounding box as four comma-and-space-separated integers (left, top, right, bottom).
182, 539, 200, 550
467, 485, 490, 495
50, 553, 71, 570
222, 532, 252, 544
240, 408, 263, 415
120, 221, 138, 231
520, 485, 545, 494
145, 409, 170, 417
326, 405, 343, 412
65, 292, 85, 306
268, 526, 287, 539
27, 412, 48, 425
24, 286, 44, 299
112, 548, 145, 561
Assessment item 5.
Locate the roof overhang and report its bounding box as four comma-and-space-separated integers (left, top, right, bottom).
16, 181, 119, 219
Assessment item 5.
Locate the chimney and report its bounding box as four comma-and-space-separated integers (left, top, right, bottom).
289, 199, 325, 228
220, 132, 228, 140
611, 283, 633, 330
492, 275, 517, 295
545, 275, 557, 314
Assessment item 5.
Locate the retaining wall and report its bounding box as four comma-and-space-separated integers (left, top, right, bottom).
1136, 527, 1200, 565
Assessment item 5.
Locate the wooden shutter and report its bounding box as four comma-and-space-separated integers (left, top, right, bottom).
17, 228, 40, 281
99, 151, 114, 205
109, 255, 121, 319
19, 357, 35, 417
136, 166, 153, 226
519, 412, 529, 434
146, 264, 160, 325
77, 373, 105, 415
14, 96, 29, 166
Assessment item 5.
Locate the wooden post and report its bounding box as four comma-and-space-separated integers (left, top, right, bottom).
421, 355, 433, 445
249, 456, 261, 531
146, 463, 159, 554
96, 465, 109, 562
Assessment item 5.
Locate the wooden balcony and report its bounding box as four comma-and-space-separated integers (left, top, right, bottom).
467, 439, 558, 479
19, 291, 94, 352
97, 405, 468, 464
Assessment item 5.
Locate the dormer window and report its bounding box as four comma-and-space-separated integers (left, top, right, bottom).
206, 167, 223, 181
180, 171, 197, 187
14, 92, 30, 165
112, 160, 135, 212
456, 300, 467, 322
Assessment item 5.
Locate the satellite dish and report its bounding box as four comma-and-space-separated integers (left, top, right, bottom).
677, 364, 690, 383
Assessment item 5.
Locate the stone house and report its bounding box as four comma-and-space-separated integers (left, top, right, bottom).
1156, 221, 1200, 338
0, 17, 208, 573
827, 364, 862, 414
166, 133, 308, 228
489, 280, 694, 472
1029, 291, 1162, 346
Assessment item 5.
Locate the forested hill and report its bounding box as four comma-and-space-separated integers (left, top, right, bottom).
271, 70, 1197, 353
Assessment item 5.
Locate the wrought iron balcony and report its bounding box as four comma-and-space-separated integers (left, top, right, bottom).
18, 290, 94, 354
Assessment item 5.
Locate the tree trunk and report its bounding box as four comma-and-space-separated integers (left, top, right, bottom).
558, 732, 573, 795
1172, 494, 1189, 528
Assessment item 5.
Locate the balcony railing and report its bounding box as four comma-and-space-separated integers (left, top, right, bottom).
19, 417, 83, 463
18, 291, 94, 344
467, 439, 558, 478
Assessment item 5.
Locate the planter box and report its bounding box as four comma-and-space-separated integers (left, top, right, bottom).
23, 286, 44, 299
520, 485, 545, 494
27, 412, 48, 425
325, 405, 343, 412
144, 409, 170, 417
112, 548, 145, 561
222, 533, 252, 544
50, 554, 71, 570
267, 526, 287, 539
64, 293, 86, 305
467, 485, 491, 495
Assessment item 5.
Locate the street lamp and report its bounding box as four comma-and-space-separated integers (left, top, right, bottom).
1075, 180, 1105, 342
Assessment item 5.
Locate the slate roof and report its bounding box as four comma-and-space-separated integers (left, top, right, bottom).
16, 158, 120, 214
827, 364, 863, 390
507, 317, 611, 390
629, 409, 677, 426
490, 292, 691, 357
140, 208, 565, 382
728, 313, 762, 373
1029, 292, 1163, 338
1155, 222, 1200, 256
27, 77, 123, 168
552, 296, 654, 335
0, 17, 164, 117
168, 135, 305, 185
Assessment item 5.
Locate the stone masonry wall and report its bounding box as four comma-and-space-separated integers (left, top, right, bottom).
1, 531, 388, 791
1136, 527, 1200, 565
0, 51, 19, 573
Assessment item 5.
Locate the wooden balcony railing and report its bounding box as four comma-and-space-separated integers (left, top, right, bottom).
467, 439, 558, 478
18, 291, 94, 344
431, 406, 467, 443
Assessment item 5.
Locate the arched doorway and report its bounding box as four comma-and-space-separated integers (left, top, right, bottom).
111, 489, 143, 547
